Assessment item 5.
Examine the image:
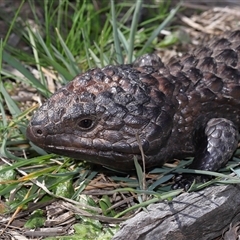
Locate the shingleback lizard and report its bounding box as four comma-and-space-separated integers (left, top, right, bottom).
27, 30, 240, 188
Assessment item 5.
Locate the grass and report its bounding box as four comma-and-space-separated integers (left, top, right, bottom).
1, 0, 240, 239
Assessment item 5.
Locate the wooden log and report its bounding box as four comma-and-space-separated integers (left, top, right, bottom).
112, 184, 240, 240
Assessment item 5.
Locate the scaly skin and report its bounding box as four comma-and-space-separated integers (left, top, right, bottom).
27, 30, 240, 186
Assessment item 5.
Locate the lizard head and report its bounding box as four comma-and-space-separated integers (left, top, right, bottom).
27, 61, 175, 171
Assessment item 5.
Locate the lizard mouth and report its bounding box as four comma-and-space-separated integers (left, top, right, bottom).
45, 145, 137, 171
26, 124, 141, 171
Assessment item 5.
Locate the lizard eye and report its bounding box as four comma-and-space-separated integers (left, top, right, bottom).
77, 118, 94, 130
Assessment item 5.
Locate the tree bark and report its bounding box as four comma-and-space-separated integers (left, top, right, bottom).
113, 184, 240, 240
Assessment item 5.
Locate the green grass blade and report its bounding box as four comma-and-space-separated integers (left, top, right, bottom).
111, 0, 124, 64
2, 0, 25, 47
82, 28, 92, 68
0, 83, 21, 117
41, 53, 74, 83
55, 28, 81, 76
117, 29, 129, 54
93, 42, 109, 66
27, 28, 47, 87
139, 4, 180, 56
134, 157, 145, 190
33, 30, 76, 82
128, 1, 143, 63
88, 49, 102, 68
51, 44, 80, 78
2, 51, 49, 97
34, 31, 54, 60
114, 189, 183, 218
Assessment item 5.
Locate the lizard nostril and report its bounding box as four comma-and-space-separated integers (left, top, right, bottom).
36, 129, 43, 135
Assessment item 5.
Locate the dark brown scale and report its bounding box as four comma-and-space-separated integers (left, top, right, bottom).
209, 38, 231, 49
197, 57, 217, 72
27, 30, 240, 189
215, 49, 238, 67
193, 46, 213, 57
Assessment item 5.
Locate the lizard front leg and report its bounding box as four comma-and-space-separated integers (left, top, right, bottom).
173, 118, 239, 190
